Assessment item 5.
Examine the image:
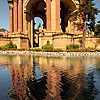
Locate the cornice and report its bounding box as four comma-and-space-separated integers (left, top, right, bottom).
7, 0, 13, 4
13, 0, 17, 3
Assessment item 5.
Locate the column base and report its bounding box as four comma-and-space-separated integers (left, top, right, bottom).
56, 28, 62, 32
9, 31, 28, 38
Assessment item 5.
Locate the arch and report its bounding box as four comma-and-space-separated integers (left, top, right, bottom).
24, 0, 77, 9
60, 0, 77, 10
60, 0, 79, 32
34, 13, 46, 28
24, 0, 46, 10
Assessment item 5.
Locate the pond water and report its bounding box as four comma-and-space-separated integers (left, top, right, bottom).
0, 55, 100, 100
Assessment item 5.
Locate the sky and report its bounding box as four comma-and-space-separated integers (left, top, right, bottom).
0, 0, 100, 31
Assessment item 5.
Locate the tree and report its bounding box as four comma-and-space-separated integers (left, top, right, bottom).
72, 0, 100, 48
0, 28, 7, 32
94, 21, 100, 36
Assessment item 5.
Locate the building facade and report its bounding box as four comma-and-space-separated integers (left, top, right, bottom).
7, 0, 99, 49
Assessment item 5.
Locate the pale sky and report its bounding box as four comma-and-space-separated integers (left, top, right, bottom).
0, 0, 100, 31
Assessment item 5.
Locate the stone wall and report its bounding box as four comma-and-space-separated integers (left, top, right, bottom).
0, 35, 100, 50
53, 33, 74, 50
0, 37, 29, 49
0, 37, 11, 47
74, 37, 100, 49
53, 34, 100, 50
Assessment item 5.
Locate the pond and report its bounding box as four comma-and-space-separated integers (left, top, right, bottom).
0, 55, 100, 100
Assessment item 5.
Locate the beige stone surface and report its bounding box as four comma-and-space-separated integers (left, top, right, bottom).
6, 0, 100, 49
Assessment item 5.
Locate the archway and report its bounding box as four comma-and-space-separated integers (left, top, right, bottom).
34, 17, 44, 47
60, 0, 76, 32
25, 0, 46, 48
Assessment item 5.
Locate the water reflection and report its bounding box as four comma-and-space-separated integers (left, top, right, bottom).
0, 55, 100, 100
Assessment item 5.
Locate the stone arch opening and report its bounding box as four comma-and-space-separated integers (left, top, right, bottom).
60, 0, 76, 32
24, 0, 46, 48
34, 17, 44, 29
34, 17, 44, 47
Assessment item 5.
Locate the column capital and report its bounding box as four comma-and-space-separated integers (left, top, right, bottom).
7, 0, 13, 4
9, 4, 13, 9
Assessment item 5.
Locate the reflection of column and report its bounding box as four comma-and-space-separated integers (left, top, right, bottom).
45, 70, 61, 100
9, 5, 13, 34
46, 0, 51, 30
18, 0, 23, 31
10, 67, 26, 99
56, 0, 60, 30
31, 19, 33, 48
14, 1, 18, 32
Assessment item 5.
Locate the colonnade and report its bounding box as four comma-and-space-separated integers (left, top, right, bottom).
8, 0, 76, 49
9, 0, 23, 34
8, 0, 61, 35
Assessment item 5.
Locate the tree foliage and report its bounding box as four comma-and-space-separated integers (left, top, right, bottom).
0, 41, 17, 50
0, 28, 7, 32
72, 0, 100, 48
94, 22, 100, 36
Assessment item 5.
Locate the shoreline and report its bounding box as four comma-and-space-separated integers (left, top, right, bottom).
0, 51, 100, 57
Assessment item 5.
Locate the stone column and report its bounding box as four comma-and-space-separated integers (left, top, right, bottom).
56, 0, 60, 30
28, 20, 31, 40
31, 19, 33, 48
9, 5, 13, 34
18, 0, 23, 31
46, 0, 51, 30
14, 1, 18, 32
51, 0, 56, 31
68, 20, 71, 33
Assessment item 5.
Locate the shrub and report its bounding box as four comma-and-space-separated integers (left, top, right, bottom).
88, 49, 100, 52
34, 48, 42, 52
66, 44, 79, 49
95, 49, 100, 52
70, 44, 79, 49
43, 49, 63, 52
66, 49, 84, 52
66, 45, 70, 49
0, 41, 17, 50
17, 49, 25, 51
13, 44, 17, 48
43, 49, 53, 52
42, 40, 53, 49
46, 40, 50, 45
42, 45, 53, 49
87, 47, 94, 49
79, 39, 82, 44
88, 50, 96, 52
53, 49, 63, 52
29, 48, 42, 52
